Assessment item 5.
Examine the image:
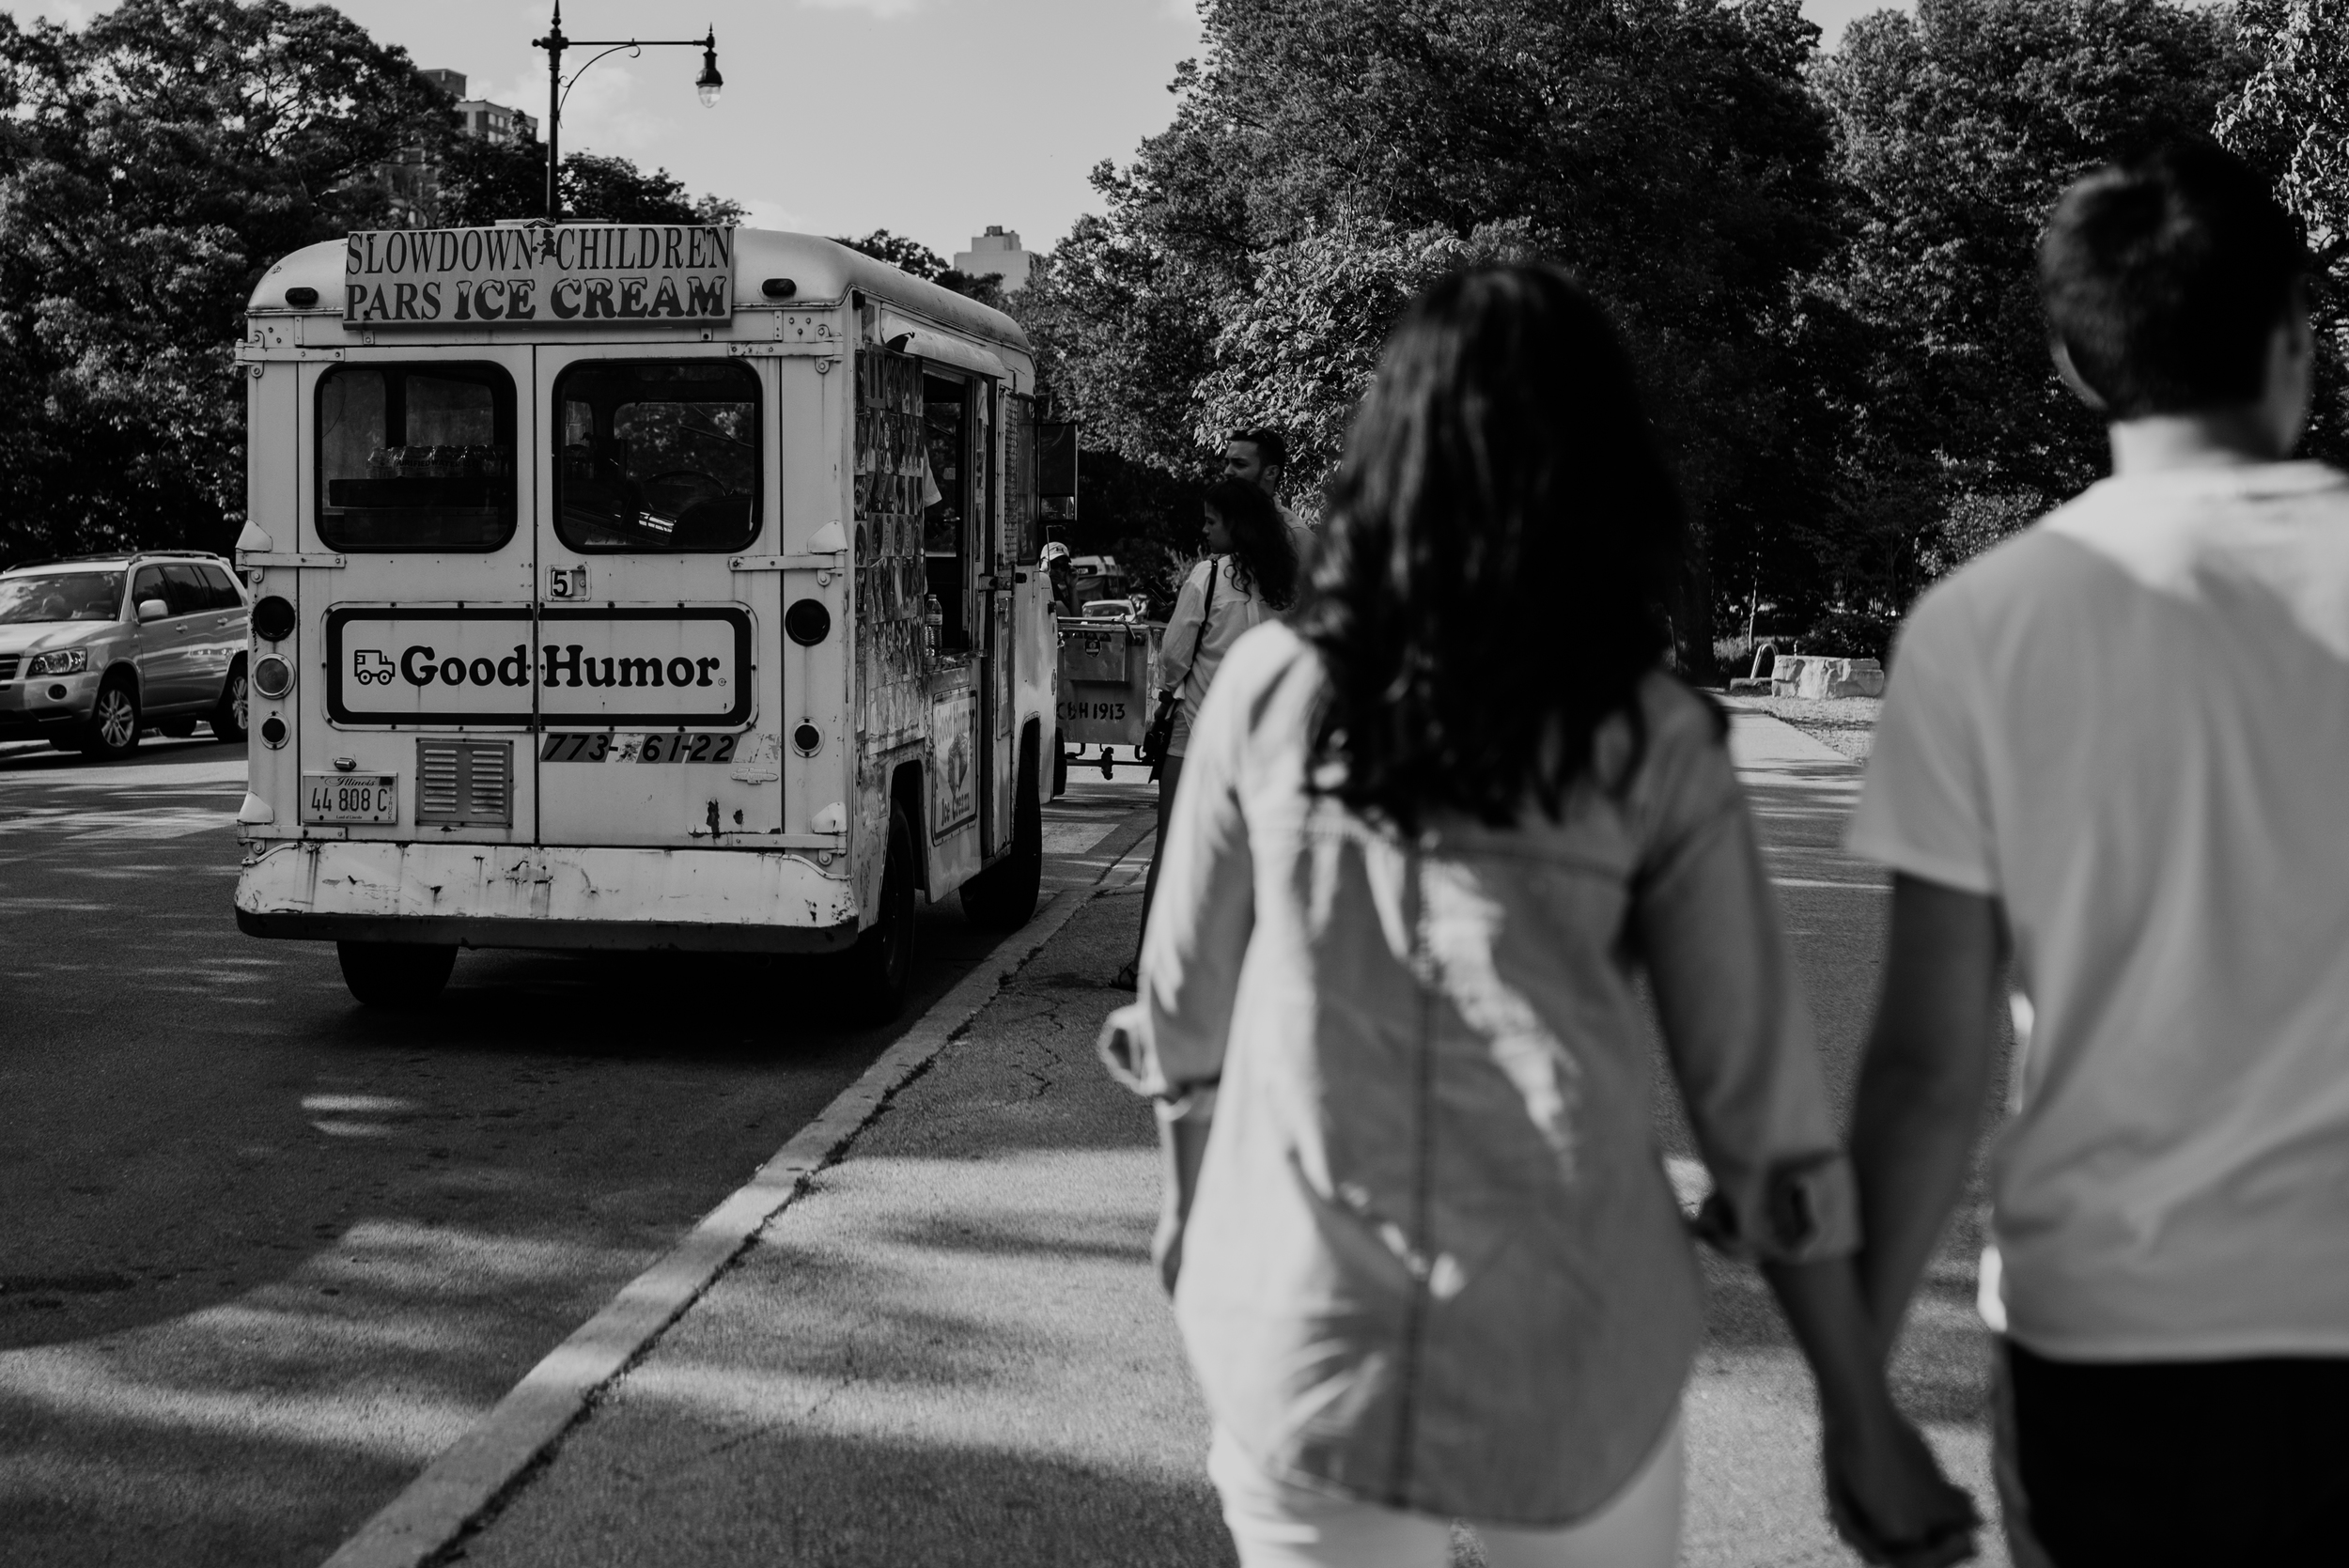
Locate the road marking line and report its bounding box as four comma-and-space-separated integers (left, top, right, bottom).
321, 827, 1145, 1568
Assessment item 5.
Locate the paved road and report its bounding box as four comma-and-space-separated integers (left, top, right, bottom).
0, 736, 1158, 1568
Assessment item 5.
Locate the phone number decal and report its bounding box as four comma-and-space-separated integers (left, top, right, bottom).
541, 733, 741, 764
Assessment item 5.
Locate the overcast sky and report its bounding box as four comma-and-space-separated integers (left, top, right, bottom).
21, 0, 1906, 261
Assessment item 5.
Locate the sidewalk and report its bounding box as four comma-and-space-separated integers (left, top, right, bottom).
407, 715, 2005, 1568
453, 886, 1222, 1567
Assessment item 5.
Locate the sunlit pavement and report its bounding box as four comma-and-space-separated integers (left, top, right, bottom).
0, 737, 1157, 1568
420, 713, 2013, 1568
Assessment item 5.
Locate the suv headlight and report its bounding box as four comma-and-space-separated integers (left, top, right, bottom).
26, 649, 87, 676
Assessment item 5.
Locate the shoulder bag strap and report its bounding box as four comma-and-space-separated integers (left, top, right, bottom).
1168, 561, 1217, 698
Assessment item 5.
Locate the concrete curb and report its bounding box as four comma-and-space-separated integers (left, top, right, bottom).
319, 874, 1122, 1568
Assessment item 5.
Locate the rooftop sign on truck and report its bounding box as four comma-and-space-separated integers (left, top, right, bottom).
343, 223, 735, 326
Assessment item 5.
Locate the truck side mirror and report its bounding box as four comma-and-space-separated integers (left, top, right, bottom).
137, 597, 170, 621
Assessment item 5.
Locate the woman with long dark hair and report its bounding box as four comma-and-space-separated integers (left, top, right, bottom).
1116, 476, 1298, 988
1101, 269, 1974, 1566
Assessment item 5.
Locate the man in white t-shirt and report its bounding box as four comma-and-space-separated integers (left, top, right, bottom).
1223, 428, 1315, 567
1845, 141, 2349, 1566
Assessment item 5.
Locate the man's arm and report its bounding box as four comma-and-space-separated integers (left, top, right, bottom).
1851, 874, 2006, 1359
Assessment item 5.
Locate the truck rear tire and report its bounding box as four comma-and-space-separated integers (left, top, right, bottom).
961, 730, 1042, 931
844, 804, 919, 1023
337, 941, 457, 1008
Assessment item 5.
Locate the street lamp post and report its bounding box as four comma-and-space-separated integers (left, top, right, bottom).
533, 2, 723, 223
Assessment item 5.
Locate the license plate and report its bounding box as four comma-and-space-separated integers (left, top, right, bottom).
301, 773, 397, 824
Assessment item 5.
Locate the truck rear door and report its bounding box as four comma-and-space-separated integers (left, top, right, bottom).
530, 347, 780, 848
306, 348, 537, 843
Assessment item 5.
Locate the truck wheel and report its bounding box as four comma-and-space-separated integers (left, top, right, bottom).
337, 941, 458, 1008
75, 676, 141, 759
844, 804, 918, 1022
211, 660, 249, 743
961, 730, 1042, 931
1051, 728, 1067, 799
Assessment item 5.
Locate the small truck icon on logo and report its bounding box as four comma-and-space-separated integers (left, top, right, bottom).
353, 649, 395, 687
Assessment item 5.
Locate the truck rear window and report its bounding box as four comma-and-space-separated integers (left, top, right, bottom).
317, 365, 518, 551
555, 360, 760, 552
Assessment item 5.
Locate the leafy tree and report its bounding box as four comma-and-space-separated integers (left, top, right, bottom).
833, 229, 946, 279
1019, 0, 1848, 675
1189, 217, 1547, 498
440, 139, 741, 226
0, 0, 456, 561
1010, 215, 1218, 477
562, 151, 742, 225
436, 132, 547, 227
1802, 0, 2255, 626
2217, 0, 2349, 460
0, 0, 753, 564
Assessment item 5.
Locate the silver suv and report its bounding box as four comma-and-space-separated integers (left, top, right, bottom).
0, 551, 249, 758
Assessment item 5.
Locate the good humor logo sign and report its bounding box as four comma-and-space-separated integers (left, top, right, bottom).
323, 605, 754, 728
343, 225, 735, 326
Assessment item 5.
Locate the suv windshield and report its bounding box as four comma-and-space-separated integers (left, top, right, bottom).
0, 571, 123, 625
556, 361, 760, 551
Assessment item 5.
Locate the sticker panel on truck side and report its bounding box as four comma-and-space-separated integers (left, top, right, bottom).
325, 605, 754, 728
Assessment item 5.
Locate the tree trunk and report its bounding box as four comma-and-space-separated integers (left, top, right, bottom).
1678, 521, 1719, 685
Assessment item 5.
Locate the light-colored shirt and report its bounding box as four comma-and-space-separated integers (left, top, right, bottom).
1112, 624, 1855, 1523
1156, 555, 1276, 755
1280, 501, 1316, 572
1849, 460, 2349, 1362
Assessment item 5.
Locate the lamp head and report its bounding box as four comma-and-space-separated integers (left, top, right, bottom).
696, 32, 722, 108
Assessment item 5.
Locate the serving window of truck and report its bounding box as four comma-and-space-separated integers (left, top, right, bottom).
232, 224, 1054, 1017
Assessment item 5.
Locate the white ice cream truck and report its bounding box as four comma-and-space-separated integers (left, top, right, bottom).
232, 223, 1057, 1017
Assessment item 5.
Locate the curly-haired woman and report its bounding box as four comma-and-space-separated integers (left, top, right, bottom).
1101, 268, 1976, 1567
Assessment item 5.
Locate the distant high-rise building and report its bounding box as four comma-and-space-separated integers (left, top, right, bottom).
952, 225, 1036, 292
363, 70, 540, 226
442, 70, 540, 147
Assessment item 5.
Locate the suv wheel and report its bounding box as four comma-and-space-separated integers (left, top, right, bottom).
337, 942, 458, 1008
76, 677, 141, 759
211, 660, 248, 743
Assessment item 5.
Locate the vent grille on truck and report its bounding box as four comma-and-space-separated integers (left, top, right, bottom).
414, 738, 512, 827
0, 656, 20, 682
